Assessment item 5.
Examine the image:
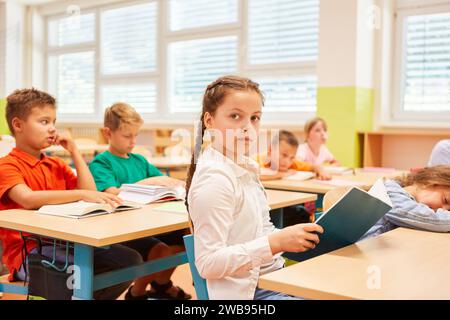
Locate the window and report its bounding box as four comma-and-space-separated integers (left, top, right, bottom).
46, 0, 320, 122
394, 3, 450, 120
247, 0, 318, 114
101, 2, 157, 74
168, 36, 238, 112
47, 12, 96, 114
48, 52, 95, 114
248, 0, 319, 64
169, 0, 238, 31
255, 76, 317, 112
47, 1, 157, 117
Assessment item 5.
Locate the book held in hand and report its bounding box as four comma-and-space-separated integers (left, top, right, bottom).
118, 184, 186, 205
37, 201, 142, 219
288, 179, 392, 261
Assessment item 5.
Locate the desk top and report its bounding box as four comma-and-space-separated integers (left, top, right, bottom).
262, 170, 405, 194
147, 156, 191, 169
0, 190, 316, 247
259, 228, 450, 299
265, 189, 316, 210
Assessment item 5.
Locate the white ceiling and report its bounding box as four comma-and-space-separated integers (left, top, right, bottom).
8, 0, 62, 5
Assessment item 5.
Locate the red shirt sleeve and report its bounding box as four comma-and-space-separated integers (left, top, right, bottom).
0, 162, 26, 205
57, 159, 78, 190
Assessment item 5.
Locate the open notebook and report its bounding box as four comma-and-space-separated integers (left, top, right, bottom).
323, 166, 354, 175
282, 171, 315, 181
291, 178, 392, 261
37, 201, 142, 219
118, 184, 186, 205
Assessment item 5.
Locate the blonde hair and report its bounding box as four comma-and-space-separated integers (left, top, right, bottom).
104, 102, 143, 131
304, 117, 327, 138
395, 165, 450, 189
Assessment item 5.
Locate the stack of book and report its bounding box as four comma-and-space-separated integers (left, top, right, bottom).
118, 184, 186, 205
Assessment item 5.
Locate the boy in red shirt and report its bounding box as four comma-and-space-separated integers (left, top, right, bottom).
0, 88, 142, 299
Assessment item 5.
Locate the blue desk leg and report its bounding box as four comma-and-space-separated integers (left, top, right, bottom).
73, 243, 94, 300
314, 193, 324, 221
270, 208, 284, 229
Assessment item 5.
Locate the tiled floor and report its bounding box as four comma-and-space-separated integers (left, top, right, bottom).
1, 263, 196, 300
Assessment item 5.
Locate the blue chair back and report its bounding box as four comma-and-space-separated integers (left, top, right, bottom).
183, 234, 209, 300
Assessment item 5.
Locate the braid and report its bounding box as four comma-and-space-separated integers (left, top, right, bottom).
185, 119, 206, 213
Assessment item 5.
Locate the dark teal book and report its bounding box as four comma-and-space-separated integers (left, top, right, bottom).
287, 179, 392, 261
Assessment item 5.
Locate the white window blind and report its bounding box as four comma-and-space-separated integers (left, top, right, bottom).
257, 76, 317, 112
402, 12, 450, 112
45, 0, 320, 120
168, 36, 237, 112
48, 52, 95, 114
101, 2, 157, 74
48, 13, 95, 47
169, 0, 238, 31
248, 0, 319, 64
101, 83, 157, 113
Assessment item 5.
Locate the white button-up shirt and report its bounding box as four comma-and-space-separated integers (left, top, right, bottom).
188, 146, 284, 300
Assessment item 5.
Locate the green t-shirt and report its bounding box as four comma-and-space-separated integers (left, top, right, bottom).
89, 151, 163, 191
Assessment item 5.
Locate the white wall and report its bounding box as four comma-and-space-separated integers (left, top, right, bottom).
317, 0, 377, 89
0, 1, 6, 97
4, 0, 27, 95
317, 0, 358, 87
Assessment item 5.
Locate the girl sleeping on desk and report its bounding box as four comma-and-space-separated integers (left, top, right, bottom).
323, 165, 450, 240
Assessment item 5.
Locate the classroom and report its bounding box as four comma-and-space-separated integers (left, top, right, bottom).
0, 0, 449, 303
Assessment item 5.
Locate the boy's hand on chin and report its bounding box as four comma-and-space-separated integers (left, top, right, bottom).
54, 132, 78, 154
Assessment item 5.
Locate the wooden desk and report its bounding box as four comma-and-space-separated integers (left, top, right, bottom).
266, 189, 317, 210
148, 156, 191, 169
0, 189, 315, 299
359, 130, 450, 170
0, 190, 315, 247
0, 203, 189, 299
265, 189, 317, 229
259, 228, 450, 299
0, 204, 188, 248
262, 170, 404, 195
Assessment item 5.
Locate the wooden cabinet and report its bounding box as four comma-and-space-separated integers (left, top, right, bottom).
359, 130, 450, 170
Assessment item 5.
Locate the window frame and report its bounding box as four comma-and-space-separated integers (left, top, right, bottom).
44, 0, 319, 124
392, 2, 450, 122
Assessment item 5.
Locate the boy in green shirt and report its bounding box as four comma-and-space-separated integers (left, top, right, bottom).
89, 102, 190, 300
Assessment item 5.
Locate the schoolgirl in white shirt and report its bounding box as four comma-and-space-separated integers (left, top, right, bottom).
185, 75, 323, 300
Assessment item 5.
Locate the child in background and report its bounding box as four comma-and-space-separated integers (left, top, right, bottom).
323, 166, 450, 241
256, 130, 331, 181
297, 117, 340, 166
89, 102, 190, 300
0, 89, 142, 300
428, 140, 450, 166
255, 130, 331, 223
186, 75, 323, 300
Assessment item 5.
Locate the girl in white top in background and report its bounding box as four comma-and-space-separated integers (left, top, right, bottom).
185, 75, 323, 300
